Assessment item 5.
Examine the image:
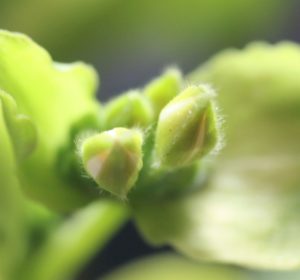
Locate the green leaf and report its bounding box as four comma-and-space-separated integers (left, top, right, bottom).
0, 30, 101, 211
0, 94, 27, 279
0, 90, 37, 161
134, 42, 300, 270
103, 253, 246, 280
134, 158, 300, 270
188, 42, 300, 159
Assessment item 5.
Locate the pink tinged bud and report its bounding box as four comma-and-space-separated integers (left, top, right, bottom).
154, 85, 220, 168
81, 128, 143, 198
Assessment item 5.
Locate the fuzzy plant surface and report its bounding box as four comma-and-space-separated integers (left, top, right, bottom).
0, 30, 300, 280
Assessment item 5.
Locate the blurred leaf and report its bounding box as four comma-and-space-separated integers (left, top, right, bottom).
0, 93, 27, 279
0, 30, 101, 211
134, 43, 300, 269
189, 42, 300, 159
250, 269, 300, 280
102, 253, 246, 280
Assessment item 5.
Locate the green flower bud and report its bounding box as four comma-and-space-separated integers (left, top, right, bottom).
154, 85, 219, 168
144, 68, 182, 117
80, 128, 143, 198
104, 90, 153, 130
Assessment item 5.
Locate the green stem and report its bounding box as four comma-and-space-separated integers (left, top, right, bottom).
22, 199, 129, 280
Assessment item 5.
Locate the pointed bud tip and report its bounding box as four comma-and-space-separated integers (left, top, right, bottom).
0, 91, 37, 160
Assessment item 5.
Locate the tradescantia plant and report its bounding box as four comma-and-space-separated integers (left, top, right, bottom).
0, 30, 300, 280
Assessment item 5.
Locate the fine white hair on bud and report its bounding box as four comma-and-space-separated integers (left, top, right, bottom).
154, 85, 220, 168
80, 127, 143, 198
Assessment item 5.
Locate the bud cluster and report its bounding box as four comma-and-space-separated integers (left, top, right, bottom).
78, 69, 221, 198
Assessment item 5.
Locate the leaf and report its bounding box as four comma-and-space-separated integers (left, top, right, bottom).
0, 94, 26, 279
0, 30, 101, 211
134, 157, 300, 270
188, 42, 300, 159
102, 253, 246, 280
134, 43, 300, 269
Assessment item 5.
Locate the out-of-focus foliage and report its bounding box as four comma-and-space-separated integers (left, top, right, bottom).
0, 30, 101, 211
0, 93, 27, 280
134, 42, 300, 270
0, 0, 287, 59
102, 253, 246, 280
103, 253, 300, 280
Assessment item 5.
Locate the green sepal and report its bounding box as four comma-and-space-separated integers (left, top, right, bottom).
0, 90, 37, 161
188, 42, 300, 159
0, 93, 27, 279
134, 158, 300, 270
134, 42, 300, 270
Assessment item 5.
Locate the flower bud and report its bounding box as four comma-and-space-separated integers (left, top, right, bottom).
154, 85, 219, 168
80, 128, 143, 198
144, 68, 182, 117
104, 90, 153, 130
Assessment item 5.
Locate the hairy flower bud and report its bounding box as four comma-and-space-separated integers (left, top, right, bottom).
80, 128, 143, 198
154, 85, 219, 168
144, 68, 182, 117
103, 90, 153, 130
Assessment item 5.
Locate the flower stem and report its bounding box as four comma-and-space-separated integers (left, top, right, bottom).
22, 199, 130, 280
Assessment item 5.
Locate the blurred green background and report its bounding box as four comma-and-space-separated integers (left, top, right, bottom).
1, 0, 300, 279
0, 0, 298, 99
